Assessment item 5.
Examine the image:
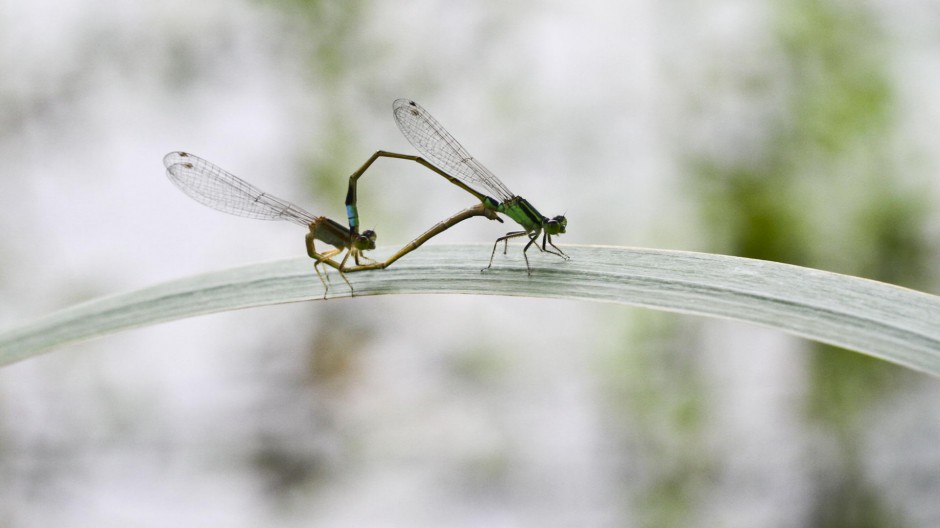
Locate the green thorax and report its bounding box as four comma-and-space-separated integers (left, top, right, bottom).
492, 196, 545, 233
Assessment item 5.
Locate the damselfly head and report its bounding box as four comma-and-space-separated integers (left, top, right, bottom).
545, 215, 567, 235
355, 230, 378, 251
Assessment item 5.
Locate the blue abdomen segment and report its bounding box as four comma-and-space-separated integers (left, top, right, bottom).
347, 204, 359, 229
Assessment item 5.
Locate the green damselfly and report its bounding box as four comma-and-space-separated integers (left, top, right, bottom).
345, 100, 568, 274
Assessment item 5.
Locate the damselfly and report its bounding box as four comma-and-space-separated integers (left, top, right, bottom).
345, 100, 568, 274
163, 151, 495, 295
163, 151, 377, 294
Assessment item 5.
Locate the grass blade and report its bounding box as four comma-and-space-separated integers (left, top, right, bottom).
1, 244, 938, 375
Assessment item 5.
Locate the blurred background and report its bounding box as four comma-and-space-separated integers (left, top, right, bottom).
1, 0, 939, 526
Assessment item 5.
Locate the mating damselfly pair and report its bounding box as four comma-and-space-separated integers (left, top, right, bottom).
163, 99, 568, 296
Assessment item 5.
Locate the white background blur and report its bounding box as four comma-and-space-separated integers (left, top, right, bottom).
1, 0, 939, 526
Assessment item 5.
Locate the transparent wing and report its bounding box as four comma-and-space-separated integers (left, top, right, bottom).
163, 151, 317, 227
393, 99, 515, 202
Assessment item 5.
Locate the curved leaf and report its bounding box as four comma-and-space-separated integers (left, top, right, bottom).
1, 245, 938, 375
